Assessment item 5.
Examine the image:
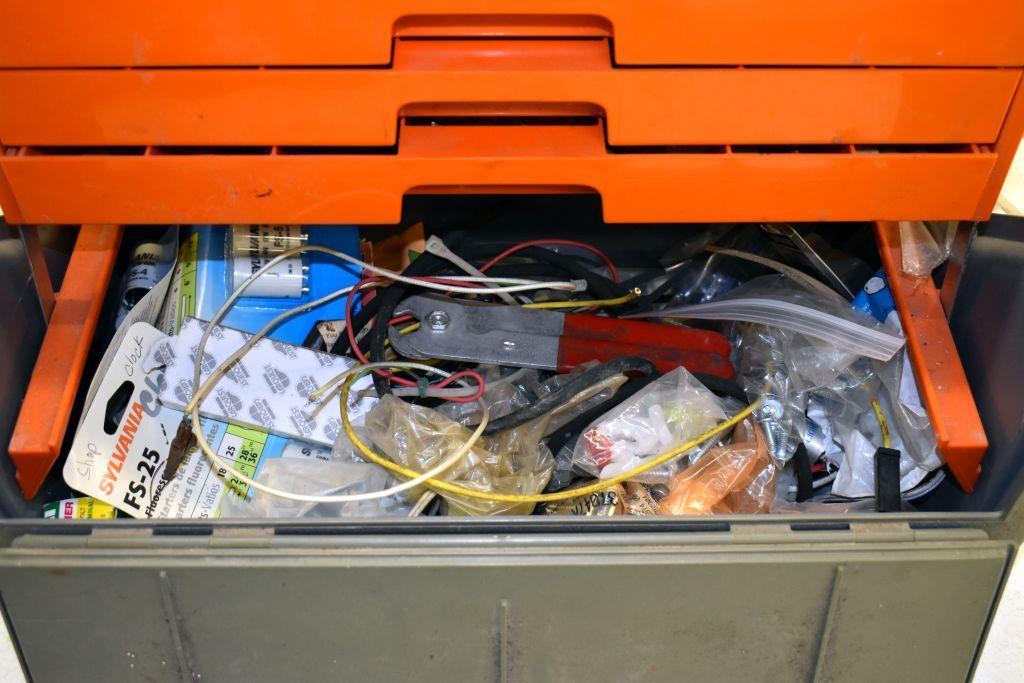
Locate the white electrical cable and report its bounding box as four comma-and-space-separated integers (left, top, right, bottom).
283, 244, 584, 296
787, 472, 837, 494
425, 235, 518, 305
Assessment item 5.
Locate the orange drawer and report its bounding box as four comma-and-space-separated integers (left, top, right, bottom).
2, 0, 1023, 67
7, 221, 987, 497
0, 41, 1018, 148
0, 123, 1007, 225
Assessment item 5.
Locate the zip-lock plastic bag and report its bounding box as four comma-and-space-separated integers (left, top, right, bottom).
630, 275, 905, 361
571, 367, 727, 480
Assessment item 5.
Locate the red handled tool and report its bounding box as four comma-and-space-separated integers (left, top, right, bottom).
389, 295, 734, 378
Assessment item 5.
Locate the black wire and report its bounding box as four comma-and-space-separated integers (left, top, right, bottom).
368, 252, 452, 396
453, 243, 627, 300
792, 444, 815, 503
477, 357, 657, 436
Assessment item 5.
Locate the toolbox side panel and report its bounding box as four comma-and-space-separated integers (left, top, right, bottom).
0, 539, 1008, 682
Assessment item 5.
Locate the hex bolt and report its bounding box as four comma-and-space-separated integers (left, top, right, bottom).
426, 310, 450, 331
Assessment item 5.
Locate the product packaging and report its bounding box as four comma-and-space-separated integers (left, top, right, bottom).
149, 318, 377, 447
64, 323, 333, 518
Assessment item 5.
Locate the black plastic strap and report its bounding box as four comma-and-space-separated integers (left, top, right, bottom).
792, 443, 815, 503
874, 447, 903, 512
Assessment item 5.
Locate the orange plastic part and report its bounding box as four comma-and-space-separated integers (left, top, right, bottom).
9, 225, 122, 499
874, 221, 987, 492
0, 41, 1018, 147
0, 124, 1001, 225
1, 1, 1023, 67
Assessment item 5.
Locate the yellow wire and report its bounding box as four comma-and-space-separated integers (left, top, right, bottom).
521, 288, 641, 310
340, 372, 761, 504
872, 398, 891, 448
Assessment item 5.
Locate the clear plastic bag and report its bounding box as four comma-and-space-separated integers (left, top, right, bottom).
571, 367, 727, 480
438, 366, 543, 425
218, 459, 412, 518
636, 275, 905, 361
438, 364, 627, 438
899, 220, 954, 277
658, 419, 775, 515
365, 395, 553, 516
734, 319, 880, 463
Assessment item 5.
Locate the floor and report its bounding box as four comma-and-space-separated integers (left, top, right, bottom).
0, 151, 1021, 683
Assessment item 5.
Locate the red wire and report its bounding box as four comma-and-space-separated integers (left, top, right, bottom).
345, 278, 485, 402
478, 239, 620, 283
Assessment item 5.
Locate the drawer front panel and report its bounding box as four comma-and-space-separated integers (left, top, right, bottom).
2, 0, 1023, 67
0, 64, 1016, 147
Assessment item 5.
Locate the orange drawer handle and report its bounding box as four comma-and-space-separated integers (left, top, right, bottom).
8, 224, 122, 499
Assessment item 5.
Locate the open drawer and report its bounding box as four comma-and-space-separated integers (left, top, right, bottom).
6, 214, 987, 494
0, 208, 1019, 683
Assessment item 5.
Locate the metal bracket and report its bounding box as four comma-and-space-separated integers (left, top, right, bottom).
390, 295, 564, 369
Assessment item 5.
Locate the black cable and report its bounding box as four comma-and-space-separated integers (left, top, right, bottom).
792, 444, 815, 503
368, 252, 451, 396
478, 357, 657, 436
453, 243, 627, 300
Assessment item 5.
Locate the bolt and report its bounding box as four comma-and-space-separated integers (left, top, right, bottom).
502, 340, 517, 352
426, 310, 450, 331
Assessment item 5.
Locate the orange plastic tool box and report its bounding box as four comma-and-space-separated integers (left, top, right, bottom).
1, 3, 1023, 224
2, 2, 1018, 496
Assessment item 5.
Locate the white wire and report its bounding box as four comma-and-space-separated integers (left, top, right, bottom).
285, 244, 582, 295
787, 472, 837, 494
190, 362, 489, 503
425, 235, 518, 305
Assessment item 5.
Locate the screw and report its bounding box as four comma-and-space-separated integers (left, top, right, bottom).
426, 310, 450, 331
